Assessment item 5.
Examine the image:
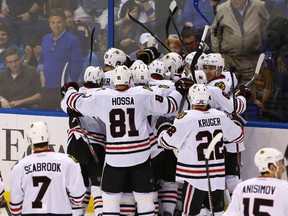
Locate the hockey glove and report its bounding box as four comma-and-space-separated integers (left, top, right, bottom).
67, 107, 83, 118
155, 116, 174, 137
236, 84, 252, 101
61, 82, 79, 97
231, 113, 247, 127
175, 78, 194, 96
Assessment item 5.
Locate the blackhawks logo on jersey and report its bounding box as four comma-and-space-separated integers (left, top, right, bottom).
143, 86, 153, 91
158, 84, 169, 89
68, 155, 79, 163
176, 111, 187, 119
215, 81, 225, 91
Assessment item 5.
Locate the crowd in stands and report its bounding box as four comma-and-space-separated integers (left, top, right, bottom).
0, 0, 287, 122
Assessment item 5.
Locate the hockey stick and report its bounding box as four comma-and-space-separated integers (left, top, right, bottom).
4, 200, 11, 216
61, 62, 69, 87
193, 0, 211, 25
89, 27, 96, 66
165, 0, 178, 39
168, 0, 189, 55
190, 25, 209, 83
128, 13, 171, 52
204, 132, 223, 216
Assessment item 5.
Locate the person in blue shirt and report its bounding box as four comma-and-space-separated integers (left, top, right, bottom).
38, 8, 83, 110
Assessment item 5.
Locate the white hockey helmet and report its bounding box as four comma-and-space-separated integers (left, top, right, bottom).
104, 47, 127, 67
162, 52, 184, 79
83, 66, 105, 84
254, 148, 284, 173
131, 63, 150, 85
113, 65, 132, 86
188, 84, 210, 105
203, 53, 224, 70
27, 121, 50, 146
149, 59, 167, 78
185, 52, 207, 70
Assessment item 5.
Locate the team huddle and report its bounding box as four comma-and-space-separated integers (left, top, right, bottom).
5, 47, 288, 216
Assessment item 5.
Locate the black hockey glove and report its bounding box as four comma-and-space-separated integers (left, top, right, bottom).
61, 82, 79, 97
67, 107, 83, 118
175, 78, 194, 96
155, 116, 175, 137
231, 113, 247, 127
236, 84, 252, 101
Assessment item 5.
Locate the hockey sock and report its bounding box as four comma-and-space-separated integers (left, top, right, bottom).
102, 191, 122, 216
120, 192, 136, 215
133, 191, 155, 216
158, 181, 178, 214
91, 185, 103, 216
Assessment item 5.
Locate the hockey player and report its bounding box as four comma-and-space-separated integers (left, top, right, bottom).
223, 147, 288, 216
184, 52, 207, 78
103, 47, 127, 88
203, 54, 252, 196
157, 84, 244, 216
10, 121, 86, 215
61, 65, 186, 216
148, 59, 174, 89
62, 66, 106, 216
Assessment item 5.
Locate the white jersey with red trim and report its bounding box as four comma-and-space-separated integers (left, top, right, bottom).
62, 86, 181, 167
223, 177, 288, 216
208, 71, 237, 95
62, 86, 106, 146
10, 150, 86, 215
158, 108, 243, 191
103, 70, 114, 89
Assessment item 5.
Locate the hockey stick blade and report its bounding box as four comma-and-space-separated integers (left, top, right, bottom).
205, 133, 223, 160
165, 0, 178, 39
128, 13, 171, 52
245, 53, 265, 88
200, 25, 209, 43
61, 62, 69, 87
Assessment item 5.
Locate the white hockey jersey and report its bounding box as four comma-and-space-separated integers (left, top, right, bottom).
103, 70, 114, 89
223, 177, 288, 216
62, 86, 106, 146
10, 150, 86, 215
62, 86, 182, 167
158, 108, 244, 191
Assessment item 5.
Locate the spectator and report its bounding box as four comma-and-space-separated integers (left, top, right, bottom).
0, 48, 41, 109
114, 0, 144, 54
64, 8, 100, 84
0, 24, 24, 71
223, 147, 288, 215
74, 0, 108, 30
9, 121, 86, 215
0, 0, 44, 47
22, 34, 42, 67
166, 34, 183, 56
38, 8, 83, 110
266, 15, 288, 122
210, 0, 269, 84
181, 26, 210, 53
130, 32, 158, 60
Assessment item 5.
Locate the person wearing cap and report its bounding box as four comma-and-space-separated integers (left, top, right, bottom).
166, 34, 183, 56
129, 32, 158, 60
223, 147, 288, 216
